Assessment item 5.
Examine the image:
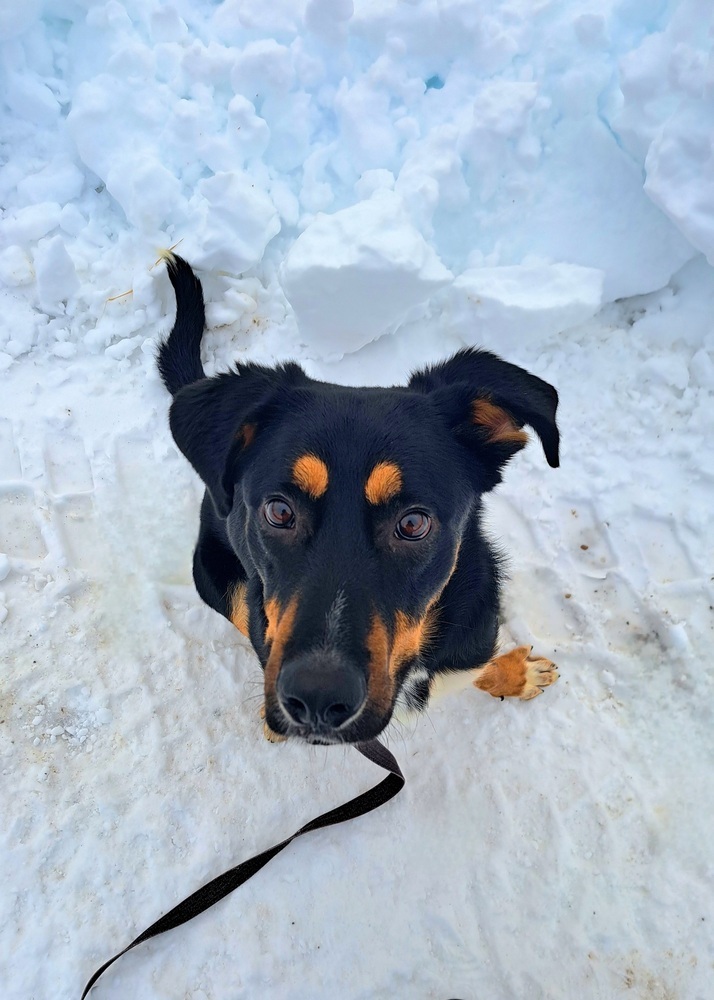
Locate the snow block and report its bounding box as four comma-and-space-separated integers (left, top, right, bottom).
613, 0, 714, 264
0, 246, 33, 287
280, 191, 453, 358
0, 0, 40, 40
184, 172, 281, 273
0, 203, 61, 245
645, 103, 714, 266
448, 264, 604, 353
34, 236, 79, 313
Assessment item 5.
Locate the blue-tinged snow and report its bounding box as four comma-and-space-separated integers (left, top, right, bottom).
1, 2, 713, 999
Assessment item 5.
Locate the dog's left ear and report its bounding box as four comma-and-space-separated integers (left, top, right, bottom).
410, 348, 559, 488
169, 362, 308, 517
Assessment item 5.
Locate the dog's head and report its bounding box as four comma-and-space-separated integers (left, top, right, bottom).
169, 349, 559, 744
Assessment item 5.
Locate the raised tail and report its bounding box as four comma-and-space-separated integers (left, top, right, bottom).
157, 252, 206, 396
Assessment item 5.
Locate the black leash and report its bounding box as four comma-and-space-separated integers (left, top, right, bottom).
81, 739, 404, 998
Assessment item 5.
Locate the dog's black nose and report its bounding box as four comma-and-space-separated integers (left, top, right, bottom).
277, 652, 367, 731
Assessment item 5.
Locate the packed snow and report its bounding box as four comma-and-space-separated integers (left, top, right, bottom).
1, 1, 713, 999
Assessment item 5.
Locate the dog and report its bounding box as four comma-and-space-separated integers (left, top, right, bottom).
157, 253, 560, 745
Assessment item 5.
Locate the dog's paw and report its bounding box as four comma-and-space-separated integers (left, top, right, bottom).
473, 645, 559, 700
259, 703, 288, 743
520, 648, 560, 700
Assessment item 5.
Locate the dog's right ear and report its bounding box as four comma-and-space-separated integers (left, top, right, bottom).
409, 347, 559, 492
169, 362, 308, 517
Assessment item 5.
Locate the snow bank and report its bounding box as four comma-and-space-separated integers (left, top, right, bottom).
615, 0, 714, 265
0, 0, 711, 367
448, 263, 604, 353
3, 4, 714, 1000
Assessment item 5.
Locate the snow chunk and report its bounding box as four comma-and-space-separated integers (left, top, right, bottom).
52, 342, 78, 359
105, 156, 182, 233
0, 290, 40, 358
645, 103, 714, 265
281, 191, 452, 358
212, 0, 305, 37
0, 247, 33, 287
33, 237, 79, 312
690, 348, 714, 389
184, 172, 281, 273
149, 6, 188, 43
17, 157, 84, 206
614, 0, 714, 263
4, 70, 59, 124
643, 354, 690, 392
0, 0, 40, 40
0, 203, 61, 244
449, 264, 604, 352
67, 76, 182, 231
59, 205, 87, 238
230, 39, 295, 95
305, 0, 354, 43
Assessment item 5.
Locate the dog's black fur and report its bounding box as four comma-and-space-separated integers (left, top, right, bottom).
158, 254, 559, 744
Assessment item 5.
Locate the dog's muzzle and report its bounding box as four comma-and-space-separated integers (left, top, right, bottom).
276, 649, 367, 738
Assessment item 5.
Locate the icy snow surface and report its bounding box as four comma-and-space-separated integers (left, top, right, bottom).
2, 1, 714, 998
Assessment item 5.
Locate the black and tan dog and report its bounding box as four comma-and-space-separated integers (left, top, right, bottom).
158, 254, 559, 745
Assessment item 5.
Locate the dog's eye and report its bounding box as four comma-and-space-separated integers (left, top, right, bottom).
395, 511, 431, 541
264, 498, 296, 528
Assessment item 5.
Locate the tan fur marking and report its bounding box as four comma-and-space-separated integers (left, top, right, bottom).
365, 613, 392, 711
472, 399, 528, 447
429, 542, 462, 610
264, 596, 282, 645
264, 595, 299, 694
390, 609, 437, 676
236, 422, 257, 449
365, 607, 438, 716
292, 454, 329, 499
472, 645, 559, 699
386, 546, 458, 677
229, 583, 250, 637
365, 461, 403, 505
259, 702, 288, 743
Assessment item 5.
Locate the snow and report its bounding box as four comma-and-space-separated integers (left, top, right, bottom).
448, 263, 604, 354
281, 190, 453, 357
1, 2, 713, 999
616, 0, 714, 265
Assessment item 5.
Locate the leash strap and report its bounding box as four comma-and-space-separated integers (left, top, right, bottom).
81, 739, 404, 998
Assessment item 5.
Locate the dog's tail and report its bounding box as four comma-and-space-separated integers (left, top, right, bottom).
156, 252, 206, 396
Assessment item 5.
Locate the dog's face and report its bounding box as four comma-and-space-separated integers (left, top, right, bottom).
229, 387, 475, 744
169, 352, 559, 744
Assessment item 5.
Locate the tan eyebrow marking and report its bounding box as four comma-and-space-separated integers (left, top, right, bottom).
365, 461, 403, 505
471, 399, 528, 446
291, 454, 329, 499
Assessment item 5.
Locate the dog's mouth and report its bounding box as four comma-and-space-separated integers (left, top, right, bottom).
275, 721, 389, 746
265, 701, 392, 746
304, 732, 347, 746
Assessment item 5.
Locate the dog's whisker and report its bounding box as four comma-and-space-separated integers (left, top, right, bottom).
239, 694, 264, 711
